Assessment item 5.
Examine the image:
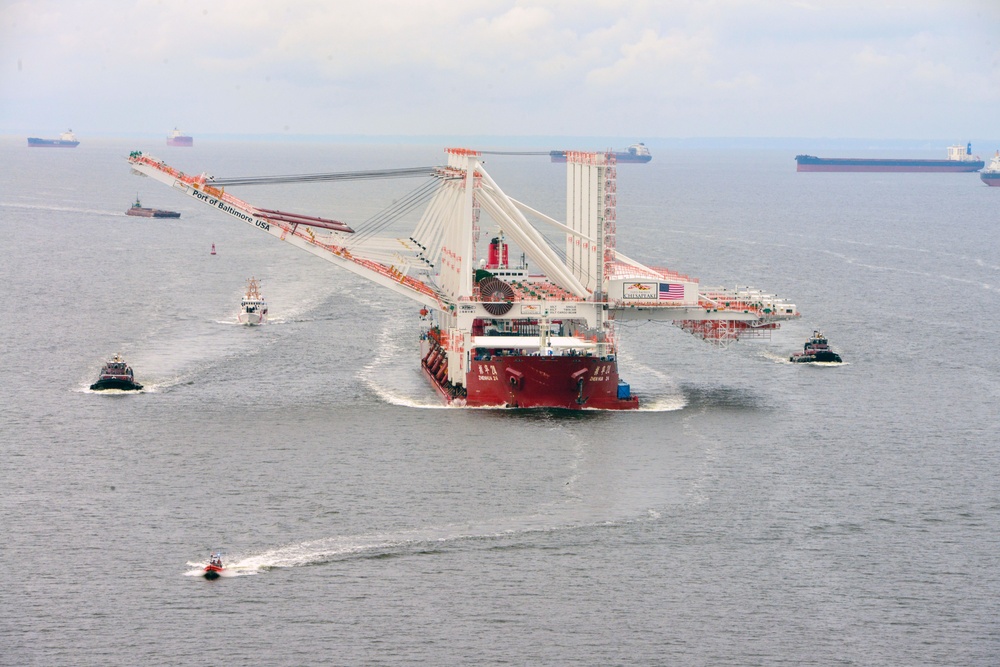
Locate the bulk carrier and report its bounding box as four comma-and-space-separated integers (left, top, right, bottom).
126, 148, 799, 409
796, 143, 984, 172
27, 130, 79, 148
551, 143, 652, 164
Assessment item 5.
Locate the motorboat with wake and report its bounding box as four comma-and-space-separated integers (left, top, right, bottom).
790, 331, 842, 363
238, 277, 267, 325
203, 553, 224, 579
90, 354, 143, 390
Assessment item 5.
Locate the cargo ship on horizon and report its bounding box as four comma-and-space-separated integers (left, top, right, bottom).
796, 143, 984, 173
27, 130, 79, 148
551, 143, 652, 164
167, 128, 193, 147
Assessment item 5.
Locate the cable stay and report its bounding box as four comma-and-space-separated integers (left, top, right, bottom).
478, 151, 552, 156
207, 166, 437, 187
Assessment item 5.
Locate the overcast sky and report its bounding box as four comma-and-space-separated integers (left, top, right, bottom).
2, 0, 998, 140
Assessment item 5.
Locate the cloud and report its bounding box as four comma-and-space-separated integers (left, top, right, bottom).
586, 28, 713, 87
1, 0, 998, 137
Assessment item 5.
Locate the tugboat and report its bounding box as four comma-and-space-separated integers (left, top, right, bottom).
126, 196, 181, 218
237, 277, 267, 325
790, 331, 842, 363
90, 354, 143, 390
203, 553, 224, 580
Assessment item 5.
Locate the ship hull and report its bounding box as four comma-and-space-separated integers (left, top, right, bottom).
982, 173, 1000, 186
796, 156, 984, 172
790, 351, 842, 363
90, 378, 143, 391
422, 344, 638, 409
27, 138, 79, 148
238, 312, 265, 325
167, 137, 193, 147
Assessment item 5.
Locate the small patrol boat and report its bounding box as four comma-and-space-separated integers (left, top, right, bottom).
237, 277, 267, 325
203, 553, 224, 580
90, 354, 143, 390
790, 331, 842, 363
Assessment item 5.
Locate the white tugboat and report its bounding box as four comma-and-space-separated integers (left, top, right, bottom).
238, 277, 267, 325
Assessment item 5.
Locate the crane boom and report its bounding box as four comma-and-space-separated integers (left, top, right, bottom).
128, 152, 445, 310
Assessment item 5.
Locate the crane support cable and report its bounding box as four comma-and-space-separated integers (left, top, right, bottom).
348, 178, 441, 247
478, 151, 551, 156
207, 166, 438, 187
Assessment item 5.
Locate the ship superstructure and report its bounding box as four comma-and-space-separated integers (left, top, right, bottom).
126, 148, 799, 409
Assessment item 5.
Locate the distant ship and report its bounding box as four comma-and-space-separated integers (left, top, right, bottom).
795, 143, 984, 172
126, 196, 180, 218
167, 128, 193, 147
551, 142, 652, 163
981, 151, 1000, 187
27, 130, 79, 148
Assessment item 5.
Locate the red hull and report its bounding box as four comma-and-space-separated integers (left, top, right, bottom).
422, 351, 638, 410
167, 137, 193, 147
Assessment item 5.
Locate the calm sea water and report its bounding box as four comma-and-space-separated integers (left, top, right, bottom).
2, 137, 999, 665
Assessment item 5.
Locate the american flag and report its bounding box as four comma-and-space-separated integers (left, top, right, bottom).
659, 283, 684, 300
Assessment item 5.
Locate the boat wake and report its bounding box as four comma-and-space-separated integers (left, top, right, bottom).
188, 511, 663, 577
359, 319, 444, 409
0, 201, 123, 217
615, 347, 686, 412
